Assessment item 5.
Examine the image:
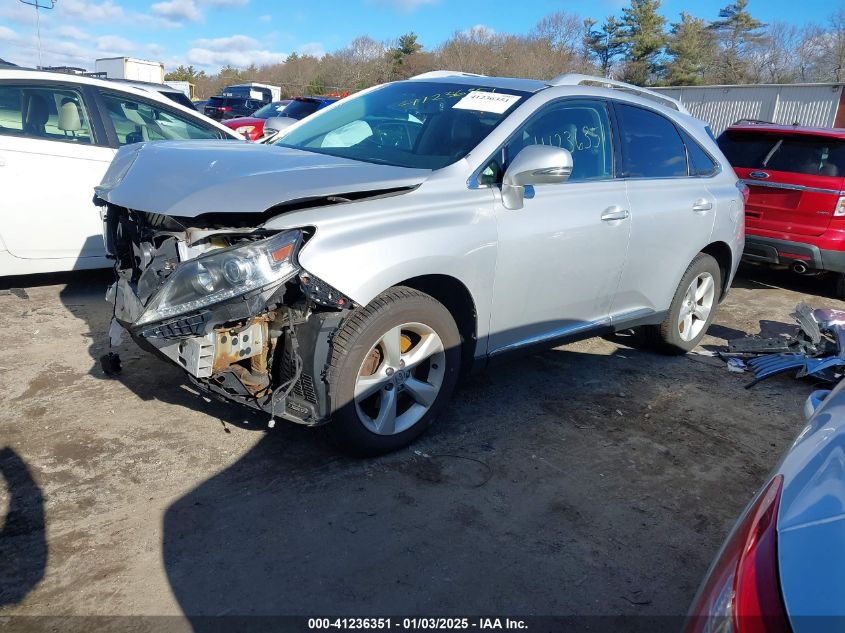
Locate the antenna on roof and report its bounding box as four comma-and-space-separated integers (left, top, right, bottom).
18, 0, 56, 69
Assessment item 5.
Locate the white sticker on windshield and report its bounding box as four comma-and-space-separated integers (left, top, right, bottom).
452, 91, 521, 114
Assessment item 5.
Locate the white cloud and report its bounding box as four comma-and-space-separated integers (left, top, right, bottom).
96, 35, 134, 52
201, 0, 250, 5
259, 14, 272, 22
187, 46, 287, 68
461, 24, 496, 39
61, 0, 124, 22
372, 0, 439, 11
57, 26, 91, 41
0, 3, 39, 25
299, 42, 325, 58
0, 26, 18, 42
151, 0, 202, 22
147, 43, 166, 57
192, 35, 261, 51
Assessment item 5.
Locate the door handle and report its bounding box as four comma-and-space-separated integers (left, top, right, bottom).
692, 199, 713, 213
601, 206, 630, 222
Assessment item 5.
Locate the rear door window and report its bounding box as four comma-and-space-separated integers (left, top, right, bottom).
615, 103, 688, 178
100, 91, 224, 145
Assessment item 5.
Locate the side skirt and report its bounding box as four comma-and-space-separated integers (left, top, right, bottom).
476, 309, 668, 370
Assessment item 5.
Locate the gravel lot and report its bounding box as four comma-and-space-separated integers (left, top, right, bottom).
1, 266, 842, 629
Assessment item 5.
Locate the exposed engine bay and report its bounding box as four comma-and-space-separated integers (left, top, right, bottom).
101, 204, 353, 425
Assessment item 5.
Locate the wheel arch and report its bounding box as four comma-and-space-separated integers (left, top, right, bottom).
701, 241, 733, 301
395, 274, 478, 375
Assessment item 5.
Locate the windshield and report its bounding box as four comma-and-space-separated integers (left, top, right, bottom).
253, 101, 291, 119
276, 81, 529, 169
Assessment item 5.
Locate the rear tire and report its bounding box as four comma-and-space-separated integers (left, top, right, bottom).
647, 253, 722, 355
326, 286, 461, 456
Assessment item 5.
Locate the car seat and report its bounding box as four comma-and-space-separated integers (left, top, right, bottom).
58, 98, 82, 138
23, 94, 48, 137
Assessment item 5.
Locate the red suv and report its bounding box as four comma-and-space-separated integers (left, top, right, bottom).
718, 122, 845, 292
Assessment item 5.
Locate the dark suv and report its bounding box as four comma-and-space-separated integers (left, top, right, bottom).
719, 122, 845, 292
203, 95, 263, 121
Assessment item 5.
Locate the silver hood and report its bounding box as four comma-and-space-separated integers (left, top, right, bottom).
95, 140, 430, 218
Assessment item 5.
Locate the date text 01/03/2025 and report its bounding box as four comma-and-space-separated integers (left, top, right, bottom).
307, 618, 528, 630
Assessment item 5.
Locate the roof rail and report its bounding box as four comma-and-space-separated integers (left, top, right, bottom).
410, 70, 487, 80
548, 73, 689, 114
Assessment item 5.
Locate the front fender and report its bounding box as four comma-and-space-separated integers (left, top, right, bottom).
265, 183, 498, 344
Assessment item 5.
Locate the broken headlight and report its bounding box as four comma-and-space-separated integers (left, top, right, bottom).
135, 230, 301, 327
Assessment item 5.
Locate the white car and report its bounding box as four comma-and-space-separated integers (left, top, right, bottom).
0, 68, 241, 276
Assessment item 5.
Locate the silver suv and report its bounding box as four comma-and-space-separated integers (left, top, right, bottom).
97, 71, 745, 455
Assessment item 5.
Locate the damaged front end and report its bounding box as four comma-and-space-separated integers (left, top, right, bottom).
102, 204, 352, 425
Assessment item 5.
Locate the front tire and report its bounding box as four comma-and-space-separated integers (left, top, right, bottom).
326, 286, 461, 456
648, 253, 722, 355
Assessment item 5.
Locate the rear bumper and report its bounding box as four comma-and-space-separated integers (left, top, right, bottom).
743, 235, 845, 273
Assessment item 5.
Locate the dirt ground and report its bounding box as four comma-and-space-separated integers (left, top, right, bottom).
1, 265, 842, 630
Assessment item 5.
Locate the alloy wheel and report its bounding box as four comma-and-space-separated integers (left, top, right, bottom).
678, 272, 715, 342
354, 322, 446, 435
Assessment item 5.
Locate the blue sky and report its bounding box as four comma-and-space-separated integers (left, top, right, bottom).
0, 0, 840, 73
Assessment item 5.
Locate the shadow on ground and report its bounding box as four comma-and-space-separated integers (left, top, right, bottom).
0, 448, 46, 606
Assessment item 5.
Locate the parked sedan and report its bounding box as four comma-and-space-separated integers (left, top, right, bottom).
0, 68, 241, 276
222, 99, 292, 140
686, 376, 845, 632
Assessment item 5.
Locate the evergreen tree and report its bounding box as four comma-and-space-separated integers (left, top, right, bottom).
665, 12, 719, 85
164, 65, 206, 82
583, 16, 626, 78
709, 0, 767, 83
620, 0, 667, 84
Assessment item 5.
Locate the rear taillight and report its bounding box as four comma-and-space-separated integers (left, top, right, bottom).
685, 475, 790, 633
833, 196, 845, 217
737, 181, 751, 206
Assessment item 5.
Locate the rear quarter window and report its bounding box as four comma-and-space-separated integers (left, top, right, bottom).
680, 129, 719, 177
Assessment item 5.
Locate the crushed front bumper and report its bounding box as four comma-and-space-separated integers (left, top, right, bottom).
103, 205, 349, 426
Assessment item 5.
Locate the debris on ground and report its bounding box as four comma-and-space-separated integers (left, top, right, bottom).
726, 358, 747, 373
723, 303, 845, 386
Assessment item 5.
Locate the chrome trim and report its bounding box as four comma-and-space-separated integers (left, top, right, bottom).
741, 179, 840, 196
609, 307, 656, 324
488, 318, 610, 356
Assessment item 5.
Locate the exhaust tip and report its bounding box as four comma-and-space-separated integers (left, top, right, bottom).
791, 261, 809, 274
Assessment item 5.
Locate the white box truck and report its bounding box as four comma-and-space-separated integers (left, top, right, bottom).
164, 80, 195, 100
94, 57, 165, 84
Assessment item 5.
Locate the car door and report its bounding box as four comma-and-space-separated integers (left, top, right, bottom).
0, 81, 115, 264
609, 103, 717, 318
487, 99, 631, 354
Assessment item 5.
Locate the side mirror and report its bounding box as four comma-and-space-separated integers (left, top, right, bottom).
501, 145, 573, 210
